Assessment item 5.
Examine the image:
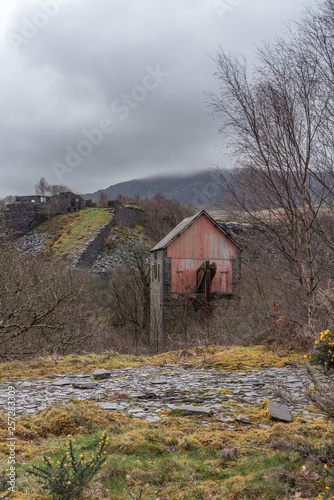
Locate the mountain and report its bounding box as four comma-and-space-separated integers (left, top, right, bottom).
85, 171, 221, 206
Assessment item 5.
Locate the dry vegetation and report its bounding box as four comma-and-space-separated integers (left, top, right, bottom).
0, 347, 333, 500
0, 345, 303, 381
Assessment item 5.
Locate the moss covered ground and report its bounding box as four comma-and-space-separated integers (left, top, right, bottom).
0, 345, 302, 381
36, 208, 112, 261
1, 346, 333, 499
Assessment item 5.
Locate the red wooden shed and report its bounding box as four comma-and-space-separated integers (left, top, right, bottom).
150, 210, 242, 349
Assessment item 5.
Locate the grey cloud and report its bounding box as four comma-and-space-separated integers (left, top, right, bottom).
0, 0, 316, 197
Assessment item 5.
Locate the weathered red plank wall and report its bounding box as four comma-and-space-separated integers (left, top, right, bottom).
167, 215, 237, 294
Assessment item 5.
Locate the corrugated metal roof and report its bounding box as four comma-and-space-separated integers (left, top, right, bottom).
150, 210, 242, 251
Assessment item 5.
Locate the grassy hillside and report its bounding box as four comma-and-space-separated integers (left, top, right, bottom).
36, 208, 112, 262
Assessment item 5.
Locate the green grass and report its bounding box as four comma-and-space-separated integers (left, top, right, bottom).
3, 403, 333, 499
36, 208, 112, 261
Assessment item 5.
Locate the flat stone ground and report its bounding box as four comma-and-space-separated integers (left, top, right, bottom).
0, 364, 325, 425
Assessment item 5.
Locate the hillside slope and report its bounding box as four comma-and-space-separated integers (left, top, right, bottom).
18, 207, 151, 270
35, 208, 113, 264
86, 171, 221, 206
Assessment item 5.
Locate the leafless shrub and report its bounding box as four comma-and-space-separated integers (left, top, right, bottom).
96, 191, 108, 208
0, 240, 104, 359
304, 283, 334, 338
117, 192, 195, 242
100, 246, 150, 354
217, 447, 239, 462
302, 364, 334, 420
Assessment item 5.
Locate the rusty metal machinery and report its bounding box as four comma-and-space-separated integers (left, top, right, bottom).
196, 260, 217, 292
196, 260, 217, 319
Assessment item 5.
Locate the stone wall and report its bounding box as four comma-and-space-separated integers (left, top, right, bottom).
5, 201, 46, 238
5, 192, 86, 238
75, 218, 116, 269
16, 195, 46, 203
232, 248, 242, 295
150, 249, 171, 352
114, 202, 144, 229
49, 193, 85, 212
75, 203, 144, 269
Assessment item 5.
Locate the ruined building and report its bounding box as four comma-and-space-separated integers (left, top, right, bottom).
150, 210, 242, 350
4, 192, 85, 238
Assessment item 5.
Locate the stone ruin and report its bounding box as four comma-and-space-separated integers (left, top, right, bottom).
3, 192, 86, 238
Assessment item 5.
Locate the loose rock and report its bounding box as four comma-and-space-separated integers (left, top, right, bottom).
72, 382, 98, 390
268, 402, 292, 422
93, 369, 112, 380
172, 405, 212, 416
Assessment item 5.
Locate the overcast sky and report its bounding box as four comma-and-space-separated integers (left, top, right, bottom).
0, 0, 316, 197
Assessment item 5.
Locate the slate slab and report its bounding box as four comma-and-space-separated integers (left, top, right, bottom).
93, 369, 111, 380
131, 411, 148, 418
171, 405, 212, 416
72, 382, 98, 390
128, 407, 146, 413
236, 414, 251, 424
52, 379, 72, 386
219, 416, 234, 423
146, 416, 161, 423
268, 402, 292, 422
95, 402, 118, 411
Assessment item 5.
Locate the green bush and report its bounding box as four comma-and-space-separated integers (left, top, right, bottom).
27, 434, 109, 499
320, 463, 334, 499
0, 468, 9, 495
308, 329, 334, 372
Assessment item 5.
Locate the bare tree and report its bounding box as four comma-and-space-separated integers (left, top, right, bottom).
96, 191, 108, 208
206, 5, 334, 328
34, 178, 72, 197
34, 177, 50, 197
47, 183, 71, 196
137, 193, 195, 242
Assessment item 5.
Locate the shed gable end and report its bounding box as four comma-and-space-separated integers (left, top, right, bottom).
166, 214, 237, 260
